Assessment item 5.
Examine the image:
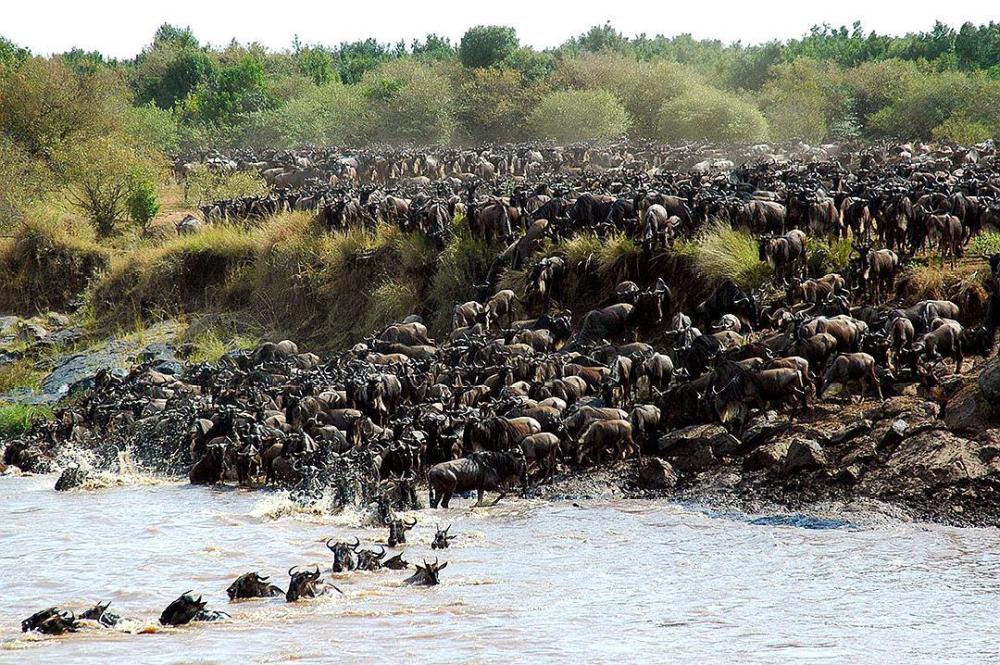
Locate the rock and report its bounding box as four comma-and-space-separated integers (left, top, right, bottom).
827, 420, 873, 446
45, 312, 70, 327
0, 316, 20, 335
840, 436, 877, 466
783, 439, 827, 475
54, 465, 89, 491
657, 424, 738, 471
741, 412, 788, 449
945, 383, 990, 434
17, 322, 49, 343
637, 457, 678, 490
863, 430, 988, 497
37, 328, 84, 348
744, 439, 790, 472
880, 419, 909, 449
978, 357, 1000, 403
838, 464, 863, 485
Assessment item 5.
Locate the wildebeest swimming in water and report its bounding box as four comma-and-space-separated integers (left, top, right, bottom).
431, 524, 454, 549
286, 565, 341, 602
326, 537, 359, 572
159, 592, 230, 626
383, 552, 410, 569
386, 515, 417, 547
227, 572, 284, 600
427, 451, 526, 509
404, 558, 448, 586
79, 601, 123, 628
22, 607, 80, 635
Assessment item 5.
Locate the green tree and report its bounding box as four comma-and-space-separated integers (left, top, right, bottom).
527, 89, 629, 143
297, 46, 335, 85
458, 68, 544, 142
658, 85, 769, 143
0, 36, 29, 65
126, 103, 180, 155
187, 55, 272, 125
244, 81, 367, 147
362, 59, 456, 145
136, 46, 217, 109
412, 34, 455, 61
126, 169, 160, 234
459, 26, 518, 69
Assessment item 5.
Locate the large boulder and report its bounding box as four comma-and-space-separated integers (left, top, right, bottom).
863, 430, 988, 497
782, 439, 827, 475
657, 424, 739, 471
978, 357, 1000, 404
637, 457, 678, 490
744, 439, 790, 472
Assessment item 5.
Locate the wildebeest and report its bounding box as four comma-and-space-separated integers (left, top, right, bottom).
759, 229, 807, 282
287, 566, 336, 602
576, 419, 635, 465
326, 537, 359, 572
518, 432, 561, 482
386, 516, 418, 547
227, 572, 284, 600
819, 353, 883, 401
160, 592, 229, 626
427, 451, 526, 508
404, 558, 448, 586
431, 524, 454, 549
79, 602, 122, 629
22, 608, 79, 635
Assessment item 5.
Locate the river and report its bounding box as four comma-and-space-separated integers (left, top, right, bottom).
1, 474, 998, 664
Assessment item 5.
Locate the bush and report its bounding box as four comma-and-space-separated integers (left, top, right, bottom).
459, 26, 518, 69
183, 164, 268, 204
126, 103, 180, 154
361, 60, 457, 145
527, 89, 629, 143
243, 81, 367, 147
689, 223, 770, 291
658, 85, 769, 143
458, 67, 544, 143
126, 170, 160, 233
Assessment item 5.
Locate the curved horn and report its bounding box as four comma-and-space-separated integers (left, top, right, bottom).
325, 538, 336, 551
350, 536, 361, 550
288, 566, 299, 577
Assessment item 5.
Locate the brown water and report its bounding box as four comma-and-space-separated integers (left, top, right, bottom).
2, 474, 999, 664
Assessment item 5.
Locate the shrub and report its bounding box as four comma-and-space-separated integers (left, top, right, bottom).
126, 170, 161, 234
361, 60, 457, 145
459, 26, 518, 69
658, 85, 769, 143
183, 164, 268, 204
971, 233, 1000, 257
527, 89, 629, 143
243, 81, 367, 148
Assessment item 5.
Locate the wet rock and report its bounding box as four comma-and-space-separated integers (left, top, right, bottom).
744, 439, 790, 472
54, 465, 89, 491
827, 420, 873, 446
783, 439, 827, 475
657, 424, 738, 471
840, 436, 877, 466
864, 430, 988, 497
741, 412, 788, 449
637, 457, 678, 490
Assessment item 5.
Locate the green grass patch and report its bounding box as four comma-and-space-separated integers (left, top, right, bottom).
689, 222, 771, 291
0, 403, 52, 437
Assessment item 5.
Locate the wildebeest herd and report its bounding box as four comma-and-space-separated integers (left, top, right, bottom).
21, 518, 452, 635
10, 137, 1000, 635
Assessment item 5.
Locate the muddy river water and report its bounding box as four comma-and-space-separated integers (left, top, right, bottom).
1, 474, 999, 664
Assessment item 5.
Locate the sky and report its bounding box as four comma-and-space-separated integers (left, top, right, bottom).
3, 0, 998, 57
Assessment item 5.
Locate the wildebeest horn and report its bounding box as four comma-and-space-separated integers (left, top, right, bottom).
325, 538, 336, 551
405, 517, 417, 527
444, 524, 451, 534
350, 537, 361, 550
288, 566, 299, 576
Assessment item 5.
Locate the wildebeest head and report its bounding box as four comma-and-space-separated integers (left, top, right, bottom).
355, 545, 388, 571
326, 537, 359, 572
79, 601, 121, 628
227, 572, 284, 601
404, 558, 448, 586
286, 566, 324, 602
386, 516, 418, 547
159, 592, 207, 626
22, 608, 79, 635
431, 524, 454, 550
383, 552, 410, 570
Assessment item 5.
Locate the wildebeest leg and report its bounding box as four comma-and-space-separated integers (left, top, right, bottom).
490, 489, 506, 506
441, 490, 452, 509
